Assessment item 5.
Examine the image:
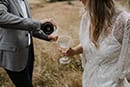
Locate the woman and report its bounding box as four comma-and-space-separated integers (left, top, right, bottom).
60, 0, 130, 87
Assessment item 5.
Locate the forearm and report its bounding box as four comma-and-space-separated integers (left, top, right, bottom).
0, 3, 41, 31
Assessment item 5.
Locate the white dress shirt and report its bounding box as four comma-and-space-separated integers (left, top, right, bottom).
18, 0, 31, 46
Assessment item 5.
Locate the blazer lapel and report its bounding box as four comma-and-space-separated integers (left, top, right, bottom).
13, 0, 24, 17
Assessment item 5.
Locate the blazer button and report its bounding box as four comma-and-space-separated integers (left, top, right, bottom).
26, 46, 29, 48
25, 34, 28, 37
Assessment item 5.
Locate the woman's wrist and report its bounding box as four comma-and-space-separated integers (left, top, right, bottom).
72, 46, 83, 55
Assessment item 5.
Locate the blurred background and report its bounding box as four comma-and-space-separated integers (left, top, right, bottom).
0, 0, 129, 87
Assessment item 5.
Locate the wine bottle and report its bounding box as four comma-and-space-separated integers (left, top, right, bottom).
41, 22, 54, 35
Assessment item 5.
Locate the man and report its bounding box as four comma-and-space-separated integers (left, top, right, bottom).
0, 0, 58, 87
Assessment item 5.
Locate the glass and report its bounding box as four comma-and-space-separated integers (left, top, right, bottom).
58, 36, 72, 64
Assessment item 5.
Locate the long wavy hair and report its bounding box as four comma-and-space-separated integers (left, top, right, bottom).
87, 0, 115, 47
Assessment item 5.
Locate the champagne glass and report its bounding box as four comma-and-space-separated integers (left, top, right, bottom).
58, 36, 72, 64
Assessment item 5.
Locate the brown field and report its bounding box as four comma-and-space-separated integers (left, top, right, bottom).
32, 1, 83, 87
0, 0, 127, 87
0, 0, 83, 87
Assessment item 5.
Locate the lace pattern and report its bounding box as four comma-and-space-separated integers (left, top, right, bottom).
80, 10, 130, 87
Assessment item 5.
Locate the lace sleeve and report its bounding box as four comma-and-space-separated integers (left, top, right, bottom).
113, 12, 130, 45
123, 19, 130, 79
79, 12, 89, 37
116, 15, 130, 80
113, 13, 125, 44
79, 12, 89, 69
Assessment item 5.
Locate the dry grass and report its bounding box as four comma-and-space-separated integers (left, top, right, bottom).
32, 1, 83, 87
0, 0, 128, 87
0, 0, 83, 87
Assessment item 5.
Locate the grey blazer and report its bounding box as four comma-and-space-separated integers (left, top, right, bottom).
0, 0, 49, 71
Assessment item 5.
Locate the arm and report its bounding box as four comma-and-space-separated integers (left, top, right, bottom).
32, 21, 58, 41
0, 0, 53, 41
116, 18, 130, 80
33, 30, 58, 41
123, 19, 130, 80
0, 0, 41, 31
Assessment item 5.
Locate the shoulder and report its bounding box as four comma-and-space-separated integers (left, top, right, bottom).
114, 11, 130, 30
81, 12, 89, 22
113, 11, 130, 44
119, 11, 130, 24
79, 12, 89, 37
80, 12, 89, 29
120, 11, 130, 32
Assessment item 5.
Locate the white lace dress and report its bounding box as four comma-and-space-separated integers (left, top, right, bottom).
80, 11, 130, 87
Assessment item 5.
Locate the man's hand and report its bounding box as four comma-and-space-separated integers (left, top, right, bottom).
48, 35, 58, 41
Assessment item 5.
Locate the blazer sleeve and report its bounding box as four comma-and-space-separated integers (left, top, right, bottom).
0, 0, 41, 31
32, 30, 51, 41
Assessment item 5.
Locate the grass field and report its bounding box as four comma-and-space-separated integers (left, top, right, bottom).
31, 1, 83, 87
0, 0, 128, 87
0, 0, 83, 87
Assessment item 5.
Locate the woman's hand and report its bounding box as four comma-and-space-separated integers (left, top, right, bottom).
59, 47, 76, 57
59, 44, 83, 57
